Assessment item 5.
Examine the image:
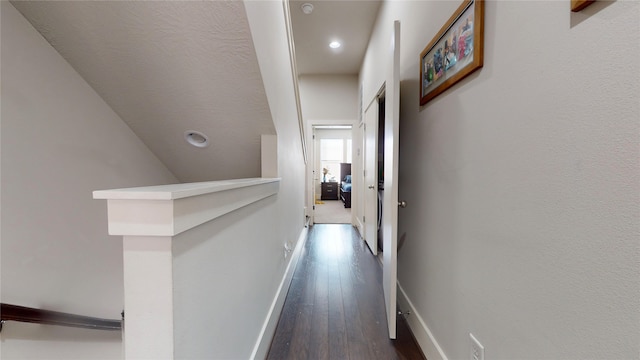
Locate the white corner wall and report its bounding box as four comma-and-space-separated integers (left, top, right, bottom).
362, 1, 639, 359
244, 1, 307, 358
1, 2, 178, 358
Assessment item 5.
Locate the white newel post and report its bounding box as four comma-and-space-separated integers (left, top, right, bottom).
93, 178, 280, 359
122, 235, 174, 359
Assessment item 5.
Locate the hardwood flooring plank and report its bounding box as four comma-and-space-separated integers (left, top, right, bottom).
267, 224, 425, 360
308, 230, 329, 359
325, 232, 348, 360
349, 234, 391, 359
287, 232, 319, 359
395, 315, 428, 360
339, 227, 375, 360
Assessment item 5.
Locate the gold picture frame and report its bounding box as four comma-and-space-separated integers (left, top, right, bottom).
571, 0, 595, 12
420, 0, 484, 106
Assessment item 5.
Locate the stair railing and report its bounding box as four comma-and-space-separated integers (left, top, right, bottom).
0, 303, 122, 332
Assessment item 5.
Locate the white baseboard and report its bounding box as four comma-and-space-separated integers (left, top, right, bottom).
397, 282, 448, 360
250, 224, 309, 359
355, 217, 364, 238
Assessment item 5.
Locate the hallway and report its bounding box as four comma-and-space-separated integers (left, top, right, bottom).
267, 224, 424, 360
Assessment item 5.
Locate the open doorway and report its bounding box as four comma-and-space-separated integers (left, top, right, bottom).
313, 125, 352, 224
361, 90, 387, 256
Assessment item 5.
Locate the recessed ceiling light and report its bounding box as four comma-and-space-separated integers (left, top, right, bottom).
301, 3, 314, 14
329, 41, 341, 49
184, 130, 209, 148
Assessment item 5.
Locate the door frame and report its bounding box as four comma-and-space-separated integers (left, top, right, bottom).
362, 93, 380, 255
305, 119, 358, 226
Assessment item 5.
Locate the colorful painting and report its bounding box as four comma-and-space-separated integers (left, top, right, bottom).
420, 0, 484, 105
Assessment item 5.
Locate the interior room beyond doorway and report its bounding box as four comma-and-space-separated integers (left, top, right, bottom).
313, 126, 352, 224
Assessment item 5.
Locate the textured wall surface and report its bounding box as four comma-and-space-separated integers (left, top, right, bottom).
11, 0, 275, 183
362, 1, 639, 359
1, 2, 178, 358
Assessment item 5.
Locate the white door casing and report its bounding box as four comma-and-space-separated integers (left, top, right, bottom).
355, 122, 365, 234
363, 97, 378, 256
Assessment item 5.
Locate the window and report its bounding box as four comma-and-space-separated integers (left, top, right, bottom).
320, 139, 343, 182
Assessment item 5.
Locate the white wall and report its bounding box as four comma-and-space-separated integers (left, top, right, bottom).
362, 1, 640, 359
298, 75, 359, 223
245, 0, 306, 243
244, 1, 307, 358
172, 195, 282, 359
299, 74, 359, 121
1, 2, 178, 358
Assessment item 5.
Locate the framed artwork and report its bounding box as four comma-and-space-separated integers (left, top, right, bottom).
420, 0, 484, 106
571, 0, 595, 12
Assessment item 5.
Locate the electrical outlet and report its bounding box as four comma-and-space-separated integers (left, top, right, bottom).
470, 333, 484, 360
283, 242, 293, 259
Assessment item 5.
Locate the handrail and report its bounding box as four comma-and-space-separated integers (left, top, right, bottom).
0, 303, 122, 331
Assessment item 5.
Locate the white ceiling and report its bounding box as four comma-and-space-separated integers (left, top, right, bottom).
10, 0, 380, 182
289, 0, 381, 75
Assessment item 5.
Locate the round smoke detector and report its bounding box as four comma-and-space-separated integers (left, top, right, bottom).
184, 130, 209, 148
301, 3, 313, 14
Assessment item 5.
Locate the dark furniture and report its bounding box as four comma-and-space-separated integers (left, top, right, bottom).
339, 163, 352, 208
321, 182, 339, 200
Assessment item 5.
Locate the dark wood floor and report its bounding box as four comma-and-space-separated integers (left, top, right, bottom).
267, 224, 425, 360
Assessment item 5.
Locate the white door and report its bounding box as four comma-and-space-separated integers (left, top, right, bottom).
381, 20, 401, 339
363, 98, 378, 256
361, 21, 400, 339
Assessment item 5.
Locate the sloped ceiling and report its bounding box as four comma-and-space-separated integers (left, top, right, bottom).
11, 0, 275, 183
